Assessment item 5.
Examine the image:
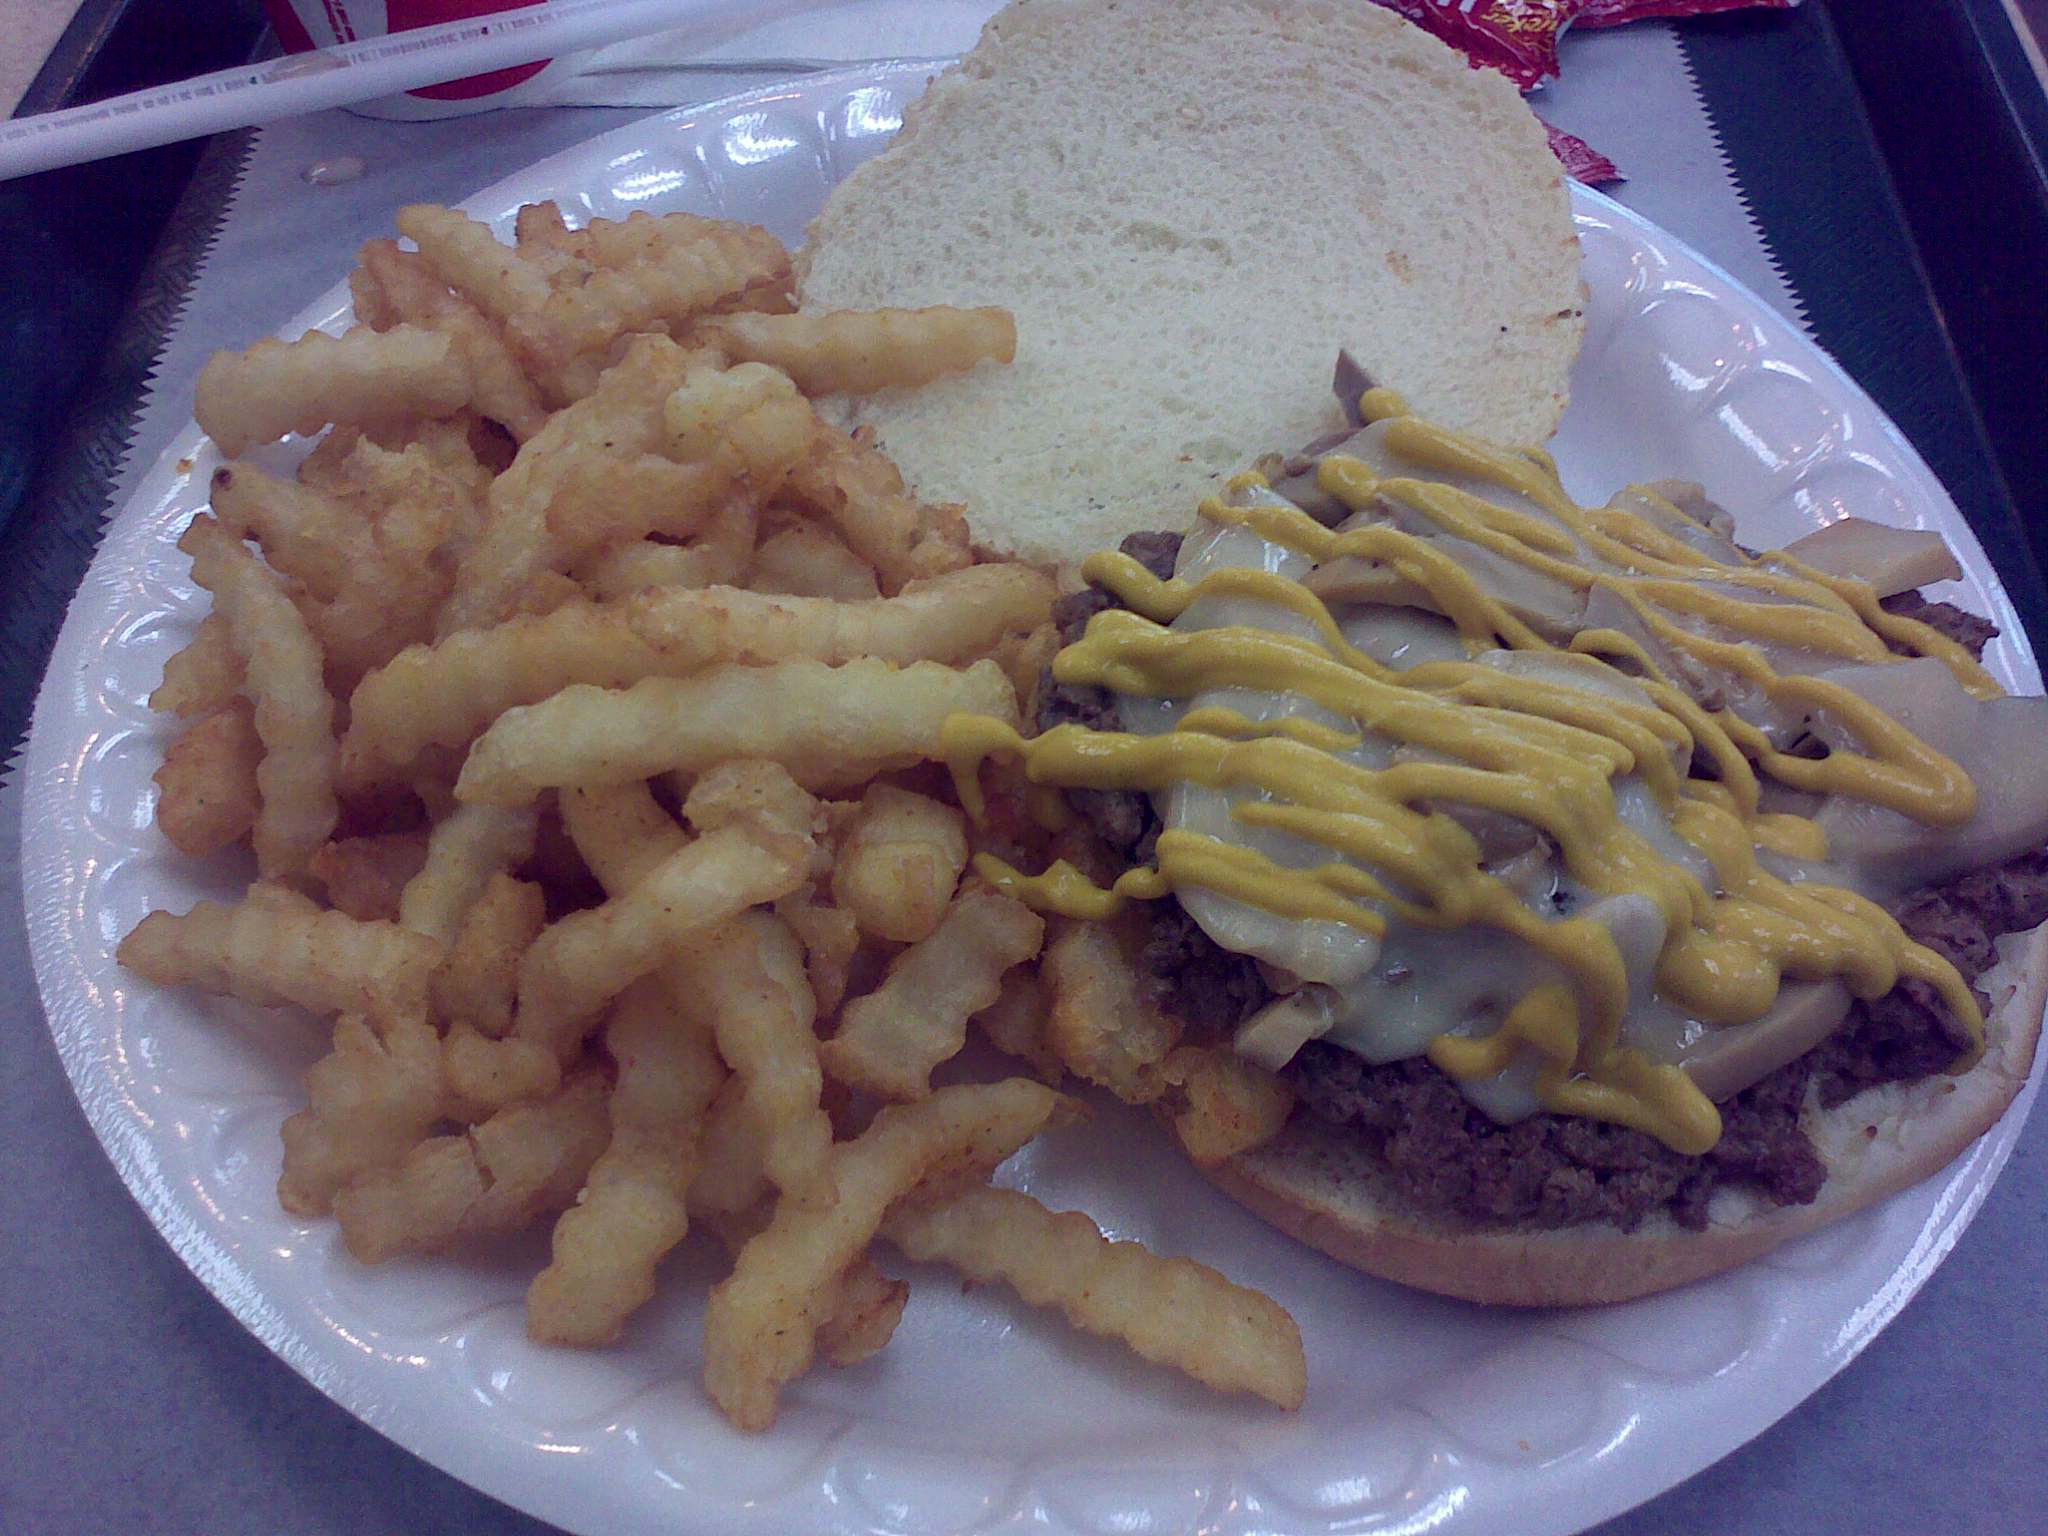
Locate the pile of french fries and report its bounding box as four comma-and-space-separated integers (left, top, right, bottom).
117, 199, 1305, 1428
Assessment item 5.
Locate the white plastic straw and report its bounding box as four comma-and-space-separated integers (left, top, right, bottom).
0, 0, 825, 181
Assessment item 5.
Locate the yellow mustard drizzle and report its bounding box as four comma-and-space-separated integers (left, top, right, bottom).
942, 399, 1990, 1155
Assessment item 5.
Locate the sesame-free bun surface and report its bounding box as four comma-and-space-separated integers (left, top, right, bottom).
1200, 922, 2048, 1306
796, 0, 1583, 564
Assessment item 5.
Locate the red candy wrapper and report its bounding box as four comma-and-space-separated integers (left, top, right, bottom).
1374, 0, 1794, 91
1574, 0, 1794, 28
1543, 120, 1623, 185
1372, 2, 1573, 92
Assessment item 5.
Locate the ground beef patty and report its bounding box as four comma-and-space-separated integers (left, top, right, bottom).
1042, 539, 2031, 1231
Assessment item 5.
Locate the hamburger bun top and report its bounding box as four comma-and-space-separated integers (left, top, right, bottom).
796, 0, 1584, 565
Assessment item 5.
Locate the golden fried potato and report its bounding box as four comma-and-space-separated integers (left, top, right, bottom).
153, 702, 262, 858
430, 872, 547, 1041
278, 1015, 444, 1216
748, 525, 880, 602
354, 237, 548, 441
196, 325, 471, 457
625, 563, 1056, 672
528, 976, 725, 1346
513, 823, 813, 1060
309, 833, 431, 922
118, 896, 441, 1025
702, 1079, 1068, 1430
180, 514, 338, 878
1041, 916, 1182, 1104
455, 658, 1018, 803
774, 887, 861, 1018
784, 420, 973, 592
1159, 1045, 1295, 1165
334, 1070, 610, 1262
438, 334, 699, 636
398, 804, 540, 945
884, 1185, 1305, 1410
972, 966, 1063, 1082
830, 784, 970, 943
684, 911, 834, 1206
150, 614, 244, 718
696, 307, 1015, 395
822, 888, 1044, 1100
571, 505, 755, 598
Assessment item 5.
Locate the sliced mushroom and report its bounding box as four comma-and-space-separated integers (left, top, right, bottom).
1611, 481, 1748, 566
1679, 981, 1851, 1102
1303, 555, 1436, 613
1778, 517, 1962, 597
1236, 986, 1339, 1071
1808, 658, 2048, 893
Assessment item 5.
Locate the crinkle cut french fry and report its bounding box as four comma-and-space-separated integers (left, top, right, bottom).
395, 203, 554, 327
1160, 1045, 1295, 1165
150, 613, 244, 718
513, 823, 812, 1061
883, 1186, 1306, 1411
208, 461, 357, 601
355, 238, 548, 441
398, 803, 541, 945
505, 220, 790, 376
990, 621, 1059, 720
278, 1015, 444, 1216
814, 1253, 910, 1368
682, 759, 829, 871
662, 361, 812, 490
821, 889, 1044, 1101
697, 307, 1016, 396
456, 658, 1018, 804
152, 702, 262, 858
774, 888, 861, 1018
830, 783, 970, 943
195, 325, 470, 457
783, 419, 972, 592
972, 966, 1062, 1083
117, 898, 441, 1025
625, 563, 1056, 672
562, 774, 833, 1205
431, 872, 548, 1041
749, 525, 880, 602
348, 259, 397, 331
704, 1204, 909, 1369
702, 1079, 1066, 1431
180, 514, 339, 877
528, 976, 725, 1346
688, 1077, 768, 1218
1041, 916, 1182, 1105
582, 207, 788, 282
334, 1070, 610, 1263
437, 334, 699, 637
557, 780, 686, 894
442, 1023, 561, 1118
540, 449, 734, 565
309, 833, 431, 922
572, 505, 755, 599
353, 567, 1047, 781
681, 911, 833, 1207
343, 603, 662, 782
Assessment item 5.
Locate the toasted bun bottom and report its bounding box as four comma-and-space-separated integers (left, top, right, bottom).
1201, 923, 2048, 1306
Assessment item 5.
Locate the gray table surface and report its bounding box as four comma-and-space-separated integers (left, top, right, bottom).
3, 27, 2043, 1536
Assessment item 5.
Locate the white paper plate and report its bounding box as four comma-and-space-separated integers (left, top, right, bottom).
24, 62, 2045, 1536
